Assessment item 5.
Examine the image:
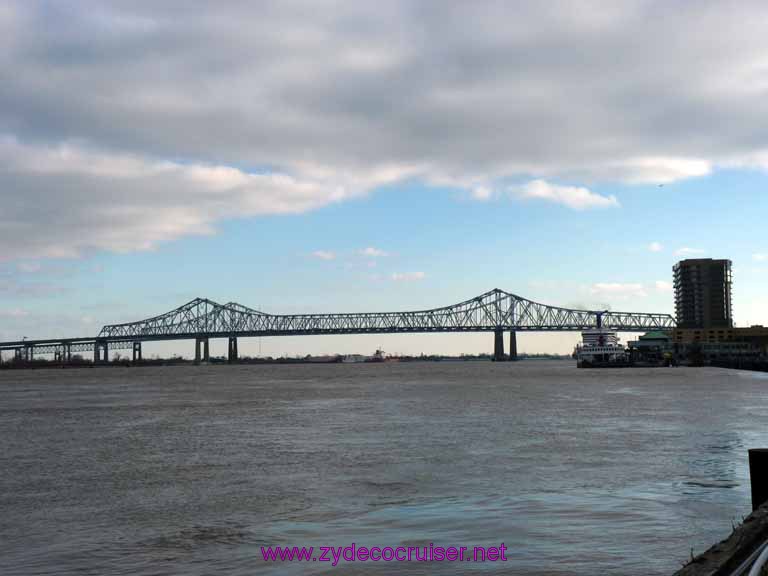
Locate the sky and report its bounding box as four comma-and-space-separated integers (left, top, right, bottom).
1, 0, 768, 358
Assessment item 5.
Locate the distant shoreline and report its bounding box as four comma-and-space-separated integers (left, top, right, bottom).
0, 354, 573, 370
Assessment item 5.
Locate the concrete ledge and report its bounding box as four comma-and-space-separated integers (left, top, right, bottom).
673, 503, 768, 576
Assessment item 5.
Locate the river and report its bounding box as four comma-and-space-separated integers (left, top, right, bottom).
1, 361, 767, 575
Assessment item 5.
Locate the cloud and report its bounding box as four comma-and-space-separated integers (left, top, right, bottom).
753, 253, 767, 262
391, 271, 426, 282
515, 180, 619, 210
471, 186, 493, 201
615, 156, 711, 184
358, 247, 389, 257
311, 250, 336, 261
674, 247, 706, 257
0, 308, 28, 318
0, 308, 103, 341
655, 280, 673, 293
648, 242, 663, 252
3, 2, 768, 259
17, 262, 42, 273
0, 276, 63, 297
590, 283, 647, 299
0, 137, 358, 260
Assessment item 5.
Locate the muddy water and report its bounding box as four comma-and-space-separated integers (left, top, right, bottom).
1, 361, 767, 575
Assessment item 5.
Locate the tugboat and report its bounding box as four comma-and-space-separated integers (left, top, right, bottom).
574, 329, 631, 368
342, 349, 387, 363
366, 349, 386, 363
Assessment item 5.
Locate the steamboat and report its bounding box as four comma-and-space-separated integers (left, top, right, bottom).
574, 329, 631, 368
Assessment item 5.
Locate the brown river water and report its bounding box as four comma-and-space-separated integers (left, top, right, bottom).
1, 361, 767, 575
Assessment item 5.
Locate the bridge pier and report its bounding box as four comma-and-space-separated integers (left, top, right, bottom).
132, 342, 142, 362
194, 337, 210, 364
94, 340, 108, 364
194, 338, 210, 364
228, 336, 238, 363
509, 330, 518, 361
64, 343, 71, 363
493, 328, 505, 361
25, 346, 33, 362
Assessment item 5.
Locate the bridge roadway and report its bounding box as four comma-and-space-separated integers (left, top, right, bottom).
0, 288, 676, 363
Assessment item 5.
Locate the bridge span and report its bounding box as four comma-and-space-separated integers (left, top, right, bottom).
0, 288, 676, 363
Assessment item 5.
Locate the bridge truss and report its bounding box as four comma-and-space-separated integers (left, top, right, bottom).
0, 289, 675, 361
96, 288, 675, 339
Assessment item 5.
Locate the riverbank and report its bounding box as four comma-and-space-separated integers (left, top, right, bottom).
711, 358, 768, 373
674, 503, 768, 575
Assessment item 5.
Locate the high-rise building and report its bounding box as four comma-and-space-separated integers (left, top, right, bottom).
673, 258, 732, 328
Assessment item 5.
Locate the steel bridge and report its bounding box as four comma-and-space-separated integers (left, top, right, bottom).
0, 288, 676, 363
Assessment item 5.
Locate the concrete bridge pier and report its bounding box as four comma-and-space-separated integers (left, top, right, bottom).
493, 328, 505, 361
64, 344, 71, 363
132, 342, 142, 362
94, 341, 108, 364
228, 336, 238, 363
509, 330, 518, 361
25, 346, 33, 362
195, 337, 210, 364
14, 348, 22, 361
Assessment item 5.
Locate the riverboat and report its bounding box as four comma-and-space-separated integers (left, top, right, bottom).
574, 329, 631, 368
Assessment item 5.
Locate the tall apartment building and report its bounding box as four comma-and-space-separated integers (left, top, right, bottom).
673, 258, 732, 328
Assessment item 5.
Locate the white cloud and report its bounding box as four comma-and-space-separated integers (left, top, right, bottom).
17, 262, 42, 273
674, 247, 706, 257
0, 137, 360, 260
0, 308, 28, 318
2, 2, 768, 259
391, 271, 426, 282
311, 250, 336, 261
655, 280, 673, 293
515, 180, 619, 210
615, 156, 711, 184
753, 253, 768, 262
358, 247, 389, 257
471, 186, 493, 201
648, 242, 663, 252
0, 275, 62, 297
590, 283, 648, 299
